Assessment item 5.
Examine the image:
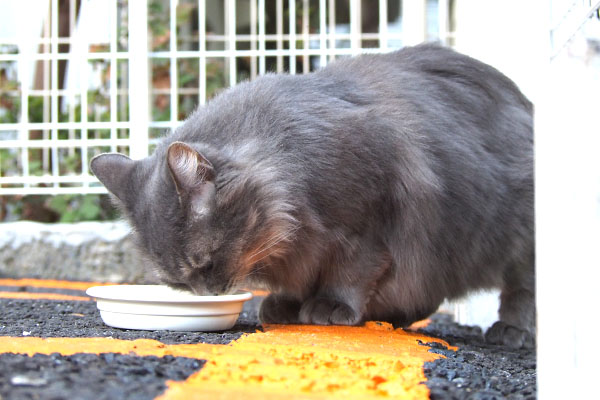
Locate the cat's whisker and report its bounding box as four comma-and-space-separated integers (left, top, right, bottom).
248, 230, 293, 258
248, 245, 287, 267
247, 227, 298, 261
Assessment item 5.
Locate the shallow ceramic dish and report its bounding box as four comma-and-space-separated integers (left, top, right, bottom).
86, 285, 253, 331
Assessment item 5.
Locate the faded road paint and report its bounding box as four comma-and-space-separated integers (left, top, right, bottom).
0, 278, 111, 291
159, 322, 454, 400
0, 323, 454, 399
0, 291, 91, 301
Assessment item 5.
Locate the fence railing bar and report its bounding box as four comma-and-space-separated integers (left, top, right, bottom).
127, 0, 149, 160
51, 0, 60, 189
250, 0, 258, 79
110, 0, 118, 155
0, 122, 132, 131
319, 0, 327, 67
302, 0, 309, 73
328, 0, 335, 62
68, 0, 77, 157
0, 175, 108, 184
289, 0, 297, 74
0, 187, 108, 195
40, 3, 52, 183
199, 0, 207, 105
350, 0, 361, 55
170, 0, 178, 131
379, 0, 388, 50
0, 138, 132, 149
438, 0, 449, 45
79, 4, 90, 183
227, 0, 237, 85
258, 0, 266, 75
276, 0, 283, 72
0, 34, 413, 61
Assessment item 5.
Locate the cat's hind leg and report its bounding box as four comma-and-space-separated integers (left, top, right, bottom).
485, 255, 536, 349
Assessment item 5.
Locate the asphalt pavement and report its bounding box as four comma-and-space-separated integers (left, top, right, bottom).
0, 279, 536, 399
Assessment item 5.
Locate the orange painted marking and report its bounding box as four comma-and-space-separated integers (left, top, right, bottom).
0, 322, 455, 399
0, 291, 91, 301
0, 279, 269, 298
0, 337, 217, 359
159, 322, 456, 400
0, 278, 112, 291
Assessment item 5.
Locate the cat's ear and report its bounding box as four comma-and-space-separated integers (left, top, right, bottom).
90, 153, 135, 202
167, 141, 215, 194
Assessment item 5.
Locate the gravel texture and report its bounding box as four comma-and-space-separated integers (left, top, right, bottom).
420, 314, 536, 399
0, 353, 204, 400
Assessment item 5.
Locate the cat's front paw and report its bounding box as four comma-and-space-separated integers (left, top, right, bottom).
259, 294, 301, 324
485, 321, 535, 349
299, 298, 362, 325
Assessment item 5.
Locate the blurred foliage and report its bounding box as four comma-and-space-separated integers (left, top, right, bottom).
47, 194, 117, 223
0, 194, 119, 223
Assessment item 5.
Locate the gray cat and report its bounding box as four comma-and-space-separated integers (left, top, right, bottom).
91, 44, 534, 348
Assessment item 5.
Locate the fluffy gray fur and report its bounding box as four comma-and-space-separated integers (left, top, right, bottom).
90, 44, 535, 348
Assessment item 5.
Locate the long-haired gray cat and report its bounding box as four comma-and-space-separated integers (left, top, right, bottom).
91, 44, 534, 348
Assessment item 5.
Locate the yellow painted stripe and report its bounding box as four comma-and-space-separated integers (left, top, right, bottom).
0, 322, 454, 399
0, 337, 218, 359
0, 291, 91, 301
0, 278, 111, 291
159, 322, 454, 400
0, 279, 268, 298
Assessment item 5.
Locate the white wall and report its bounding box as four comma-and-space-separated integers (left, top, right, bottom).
455, 1, 600, 397
535, 20, 600, 399
453, 0, 548, 101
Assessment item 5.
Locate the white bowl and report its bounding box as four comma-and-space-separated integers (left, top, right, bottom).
86, 285, 253, 331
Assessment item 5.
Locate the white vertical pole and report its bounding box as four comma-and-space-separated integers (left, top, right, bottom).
289, 0, 296, 74
536, 6, 600, 399
349, 0, 361, 55
170, 0, 178, 126
378, 0, 388, 51
250, 0, 258, 78
42, 2, 50, 176
319, 0, 327, 67
402, 0, 426, 46
109, 0, 118, 153
227, 0, 237, 85
128, 0, 149, 160
302, 0, 309, 73
276, 0, 283, 72
328, 0, 335, 61
51, 0, 59, 187
438, 0, 449, 45
199, 0, 207, 105
258, 0, 266, 75
68, 0, 76, 154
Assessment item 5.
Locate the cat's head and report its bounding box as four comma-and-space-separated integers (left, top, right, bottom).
90, 141, 295, 295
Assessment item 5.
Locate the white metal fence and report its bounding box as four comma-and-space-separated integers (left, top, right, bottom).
0, 0, 452, 195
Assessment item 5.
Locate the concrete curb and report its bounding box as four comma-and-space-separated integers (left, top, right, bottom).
0, 221, 148, 283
